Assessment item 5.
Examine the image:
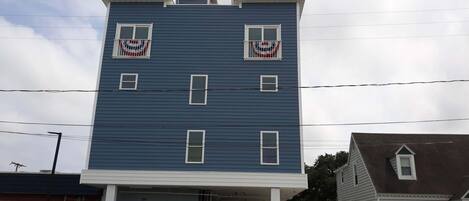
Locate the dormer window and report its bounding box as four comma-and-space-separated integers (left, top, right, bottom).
396, 145, 417, 180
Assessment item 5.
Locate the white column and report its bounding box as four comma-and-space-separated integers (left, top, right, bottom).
271, 188, 281, 201
105, 185, 117, 201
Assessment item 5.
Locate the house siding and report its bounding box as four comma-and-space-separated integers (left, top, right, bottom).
88, 2, 301, 173
337, 141, 377, 201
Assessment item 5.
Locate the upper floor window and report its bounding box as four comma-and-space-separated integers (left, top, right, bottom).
396, 145, 417, 180
353, 163, 359, 186
189, 75, 208, 105
341, 170, 345, 184
244, 25, 282, 60
186, 130, 205, 164
260, 131, 279, 165
119, 73, 138, 90
260, 75, 278, 92
113, 23, 153, 58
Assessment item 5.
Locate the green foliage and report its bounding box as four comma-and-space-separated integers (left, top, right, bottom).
289, 151, 348, 201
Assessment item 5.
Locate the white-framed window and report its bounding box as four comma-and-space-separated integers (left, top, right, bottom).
395, 145, 417, 180
185, 130, 205, 164
189, 75, 208, 105
244, 25, 282, 60
260, 131, 279, 165
119, 73, 138, 90
260, 75, 278, 92
396, 155, 417, 180
353, 163, 359, 186
113, 23, 153, 58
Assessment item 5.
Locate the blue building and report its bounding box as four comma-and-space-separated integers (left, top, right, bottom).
80, 0, 307, 201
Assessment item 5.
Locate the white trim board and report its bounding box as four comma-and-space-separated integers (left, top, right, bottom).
81, 170, 307, 189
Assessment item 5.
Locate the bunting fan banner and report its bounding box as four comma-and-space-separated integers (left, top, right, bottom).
118, 39, 150, 57
250, 41, 280, 58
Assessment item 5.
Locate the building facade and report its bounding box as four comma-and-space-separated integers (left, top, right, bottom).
80, 0, 307, 201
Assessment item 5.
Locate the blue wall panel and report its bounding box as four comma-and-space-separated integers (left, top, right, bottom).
89, 2, 301, 173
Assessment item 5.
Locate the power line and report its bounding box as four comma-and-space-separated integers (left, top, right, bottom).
305, 7, 469, 15
303, 20, 469, 29
2, 7, 469, 18
2, 33, 469, 41
0, 116, 468, 128
2, 19, 469, 30
0, 79, 468, 93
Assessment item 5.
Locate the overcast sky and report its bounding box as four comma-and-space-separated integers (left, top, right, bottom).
0, 0, 468, 173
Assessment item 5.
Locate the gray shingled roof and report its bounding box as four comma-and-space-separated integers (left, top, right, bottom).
352, 133, 469, 198
0, 173, 101, 195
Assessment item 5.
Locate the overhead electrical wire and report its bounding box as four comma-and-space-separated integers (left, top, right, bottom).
0, 79, 468, 93
0, 116, 468, 128
2, 7, 469, 18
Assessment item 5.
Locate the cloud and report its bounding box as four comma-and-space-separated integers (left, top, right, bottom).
0, 16, 98, 172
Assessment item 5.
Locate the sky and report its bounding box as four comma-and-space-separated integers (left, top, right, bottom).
0, 0, 469, 173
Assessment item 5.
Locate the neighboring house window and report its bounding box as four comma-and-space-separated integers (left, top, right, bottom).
189, 75, 208, 105
119, 73, 138, 90
186, 130, 205, 164
113, 23, 153, 58
244, 25, 282, 60
260, 75, 278, 92
341, 170, 345, 184
353, 163, 359, 186
396, 145, 417, 180
260, 131, 279, 165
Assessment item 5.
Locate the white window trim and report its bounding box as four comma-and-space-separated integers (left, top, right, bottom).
244, 24, 282, 60
113, 23, 153, 59
260, 131, 279, 165
189, 74, 208, 105
260, 75, 278, 92
119, 73, 138, 90
353, 162, 359, 186
185, 130, 206, 164
396, 154, 417, 180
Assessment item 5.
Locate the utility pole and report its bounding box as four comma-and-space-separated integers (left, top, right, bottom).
48, 132, 62, 175
10, 161, 26, 172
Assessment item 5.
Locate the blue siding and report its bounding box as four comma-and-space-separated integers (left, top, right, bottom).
89, 2, 301, 173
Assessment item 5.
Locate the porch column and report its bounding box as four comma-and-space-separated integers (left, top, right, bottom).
271, 188, 280, 201
105, 185, 117, 201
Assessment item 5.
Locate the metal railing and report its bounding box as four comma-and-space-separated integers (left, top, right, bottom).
244, 40, 282, 60
113, 39, 152, 58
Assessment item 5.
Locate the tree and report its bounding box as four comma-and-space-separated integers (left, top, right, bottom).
289, 151, 348, 201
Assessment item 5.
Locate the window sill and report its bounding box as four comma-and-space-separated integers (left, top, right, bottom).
244, 57, 282, 61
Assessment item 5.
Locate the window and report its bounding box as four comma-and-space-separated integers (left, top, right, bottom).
186, 130, 205, 164
395, 145, 417, 180
244, 25, 282, 60
353, 163, 359, 186
119, 73, 138, 90
189, 75, 208, 105
341, 170, 345, 184
260, 75, 278, 92
114, 23, 153, 58
397, 155, 417, 180
260, 131, 279, 165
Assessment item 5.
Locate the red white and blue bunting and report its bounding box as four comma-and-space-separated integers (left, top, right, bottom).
250, 41, 280, 58
118, 39, 150, 57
